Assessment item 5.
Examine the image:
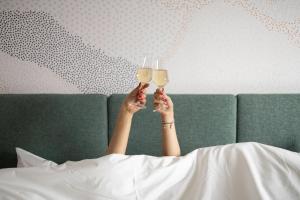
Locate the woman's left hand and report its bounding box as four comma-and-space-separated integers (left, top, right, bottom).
122, 83, 149, 114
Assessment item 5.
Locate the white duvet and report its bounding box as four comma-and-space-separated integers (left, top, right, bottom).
0, 142, 299, 200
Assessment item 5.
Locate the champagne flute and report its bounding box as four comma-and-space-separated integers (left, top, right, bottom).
153, 60, 169, 112
133, 57, 152, 108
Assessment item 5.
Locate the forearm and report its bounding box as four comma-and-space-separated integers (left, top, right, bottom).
161, 113, 181, 157
106, 105, 133, 155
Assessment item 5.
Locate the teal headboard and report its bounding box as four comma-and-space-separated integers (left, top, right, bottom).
0, 94, 108, 168
237, 94, 300, 152
1, 93, 299, 169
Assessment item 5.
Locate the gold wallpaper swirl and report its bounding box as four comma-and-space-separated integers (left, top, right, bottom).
159, 0, 300, 63
225, 0, 300, 47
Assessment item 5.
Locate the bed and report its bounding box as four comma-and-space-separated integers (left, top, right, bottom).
0, 94, 299, 199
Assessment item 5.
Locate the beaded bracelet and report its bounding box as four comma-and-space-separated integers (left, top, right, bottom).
162, 120, 174, 128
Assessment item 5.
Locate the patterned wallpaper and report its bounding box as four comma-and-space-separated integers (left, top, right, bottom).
0, 0, 300, 94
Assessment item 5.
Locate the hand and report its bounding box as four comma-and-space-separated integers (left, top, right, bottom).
122, 83, 149, 114
153, 88, 174, 121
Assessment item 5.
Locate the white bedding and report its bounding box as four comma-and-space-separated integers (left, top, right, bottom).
0, 142, 299, 200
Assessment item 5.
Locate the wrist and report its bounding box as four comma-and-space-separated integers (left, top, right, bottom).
161, 112, 174, 122
120, 103, 134, 117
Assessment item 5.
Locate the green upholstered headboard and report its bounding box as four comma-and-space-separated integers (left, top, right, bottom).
1, 93, 299, 169
0, 94, 108, 168
108, 94, 237, 156
237, 94, 300, 152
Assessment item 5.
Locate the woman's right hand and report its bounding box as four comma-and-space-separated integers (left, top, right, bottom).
122, 83, 149, 114
153, 88, 174, 121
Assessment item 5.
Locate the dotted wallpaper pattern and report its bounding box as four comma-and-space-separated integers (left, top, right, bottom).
0, 0, 299, 94
0, 0, 192, 94
0, 0, 190, 65
0, 10, 137, 94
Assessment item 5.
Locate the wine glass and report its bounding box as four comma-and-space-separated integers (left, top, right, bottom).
133, 57, 152, 109
153, 60, 169, 112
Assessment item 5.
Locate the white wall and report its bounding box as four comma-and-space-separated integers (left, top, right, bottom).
0, 0, 299, 94
168, 1, 300, 94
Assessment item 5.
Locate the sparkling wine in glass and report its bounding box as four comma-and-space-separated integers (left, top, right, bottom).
153, 69, 168, 89
136, 68, 152, 84
153, 60, 169, 112
133, 57, 152, 108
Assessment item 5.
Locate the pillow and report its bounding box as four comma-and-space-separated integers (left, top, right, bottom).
16, 147, 57, 168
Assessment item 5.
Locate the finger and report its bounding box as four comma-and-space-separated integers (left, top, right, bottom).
136, 83, 149, 96
139, 99, 146, 105
141, 83, 150, 90
153, 93, 160, 101
129, 83, 142, 96
154, 94, 166, 103
159, 88, 170, 101
154, 106, 164, 113
164, 94, 171, 101
139, 88, 148, 95
137, 82, 144, 89
137, 92, 145, 98
153, 99, 165, 105
154, 91, 165, 99
153, 104, 161, 111
137, 94, 146, 101
153, 98, 161, 103
140, 89, 145, 93
134, 82, 141, 90
156, 93, 171, 107
154, 91, 161, 99
156, 88, 163, 94
164, 95, 173, 107
159, 94, 166, 100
